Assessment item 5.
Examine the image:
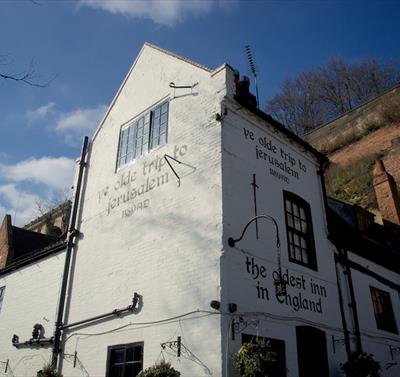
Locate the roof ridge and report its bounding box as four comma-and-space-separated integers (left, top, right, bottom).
144, 42, 213, 73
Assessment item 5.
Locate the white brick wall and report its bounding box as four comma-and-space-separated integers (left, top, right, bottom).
219, 97, 346, 376
62, 45, 227, 377
0, 252, 65, 377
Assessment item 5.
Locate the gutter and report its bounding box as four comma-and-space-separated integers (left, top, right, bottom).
0, 242, 66, 277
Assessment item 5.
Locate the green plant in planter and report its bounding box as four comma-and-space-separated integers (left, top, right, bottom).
233, 339, 277, 377
36, 364, 63, 377
137, 360, 180, 377
341, 352, 381, 377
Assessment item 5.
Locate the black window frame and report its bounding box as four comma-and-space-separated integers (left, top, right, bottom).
116, 100, 169, 170
106, 341, 144, 377
370, 286, 398, 334
283, 191, 317, 270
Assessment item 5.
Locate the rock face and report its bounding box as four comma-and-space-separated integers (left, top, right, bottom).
305, 85, 400, 214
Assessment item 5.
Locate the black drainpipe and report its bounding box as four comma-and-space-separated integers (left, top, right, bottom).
341, 247, 363, 354
318, 161, 354, 357
334, 254, 352, 359
52, 136, 89, 367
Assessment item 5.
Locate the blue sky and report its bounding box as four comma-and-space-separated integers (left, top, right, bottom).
1, 0, 400, 225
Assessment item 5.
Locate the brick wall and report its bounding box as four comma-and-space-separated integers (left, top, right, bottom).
0, 215, 13, 269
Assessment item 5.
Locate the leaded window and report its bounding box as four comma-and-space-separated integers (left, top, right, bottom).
283, 191, 317, 270
117, 100, 169, 169
106, 342, 143, 377
370, 287, 398, 333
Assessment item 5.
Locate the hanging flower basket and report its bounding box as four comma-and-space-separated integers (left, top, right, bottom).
137, 361, 180, 377
36, 364, 63, 377
233, 339, 277, 377
341, 352, 381, 377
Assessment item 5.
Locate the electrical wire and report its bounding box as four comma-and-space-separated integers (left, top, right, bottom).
62, 310, 218, 345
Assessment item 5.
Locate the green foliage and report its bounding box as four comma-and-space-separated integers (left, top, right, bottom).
137, 361, 180, 377
325, 153, 385, 210
233, 339, 277, 377
379, 98, 400, 124
341, 352, 381, 377
363, 120, 386, 135
36, 364, 63, 377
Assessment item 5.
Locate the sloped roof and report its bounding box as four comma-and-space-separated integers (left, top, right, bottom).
327, 197, 400, 273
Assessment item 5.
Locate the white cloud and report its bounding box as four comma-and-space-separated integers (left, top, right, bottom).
0, 157, 76, 226
79, 0, 217, 26
26, 102, 56, 121
0, 157, 75, 190
0, 184, 42, 226
55, 105, 107, 146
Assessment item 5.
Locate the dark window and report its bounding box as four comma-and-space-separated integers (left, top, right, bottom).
242, 334, 286, 377
117, 100, 169, 169
370, 287, 398, 333
0, 286, 5, 313
106, 342, 143, 377
296, 326, 329, 377
283, 191, 317, 270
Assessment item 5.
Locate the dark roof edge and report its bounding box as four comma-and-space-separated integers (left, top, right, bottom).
234, 96, 328, 164
0, 241, 66, 277
144, 43, 213, 73
304, 81, 400, 136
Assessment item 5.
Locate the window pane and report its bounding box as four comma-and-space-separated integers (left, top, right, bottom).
159, 132, 167, 145
302, 249, 308, 264
161, 102, 168, 114
289, 244, 295, 259
293, 203, 300, 217
133, 345, 143, 361
110, 365, 124, 377
133, 363, 142, 376
294, 217, 301, 231
161, 113, 168, 124
295, 246, 301, 261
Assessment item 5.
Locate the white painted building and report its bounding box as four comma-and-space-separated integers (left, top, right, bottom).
0, 43, 399, 377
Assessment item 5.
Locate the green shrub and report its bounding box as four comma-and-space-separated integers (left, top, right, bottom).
137, 361, 180, 377
379, 98, 400, 124
341, 352, 380, 377
233, 339, 277, 377
325, 153, 385, 210
363, 120, 386, 135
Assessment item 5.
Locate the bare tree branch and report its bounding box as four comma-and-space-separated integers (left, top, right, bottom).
0, 56, 53, 88
266, 57, 400, 135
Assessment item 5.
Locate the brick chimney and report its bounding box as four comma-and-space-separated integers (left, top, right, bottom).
0, 215, 14, 269
373, 160, 400, 225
